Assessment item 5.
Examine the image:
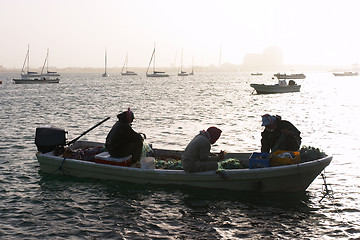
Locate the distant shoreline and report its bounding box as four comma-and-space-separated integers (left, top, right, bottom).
0, 63, 358, 73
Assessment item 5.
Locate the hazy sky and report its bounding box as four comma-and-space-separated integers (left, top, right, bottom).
1, 0, 360, 69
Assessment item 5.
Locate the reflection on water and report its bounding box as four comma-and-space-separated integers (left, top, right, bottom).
0, 72, 359, 239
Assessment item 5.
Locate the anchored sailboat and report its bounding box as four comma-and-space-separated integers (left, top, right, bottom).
40, 48, 60, 79
102, 49, 109, 77
189, 55, 194, 75
146, 44, 169, 77
121, 53, 137, 76
178, 49, 189, 76
13, 45, 60, 84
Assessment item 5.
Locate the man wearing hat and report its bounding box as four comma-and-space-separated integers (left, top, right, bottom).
181, 126, 225, 173
105, 108, 143, 164
260, 114, 301, 153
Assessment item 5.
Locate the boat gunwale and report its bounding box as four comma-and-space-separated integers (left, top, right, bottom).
36, 149, 332, 176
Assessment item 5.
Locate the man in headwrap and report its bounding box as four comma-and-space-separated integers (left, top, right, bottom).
105, 108, 143, 164
260, 114, 301, 153
181, 126, 225, 173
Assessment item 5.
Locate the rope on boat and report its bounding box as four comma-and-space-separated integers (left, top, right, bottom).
319, 171, 334, 203
318, 171, 351, 238
40, 157, 70, 181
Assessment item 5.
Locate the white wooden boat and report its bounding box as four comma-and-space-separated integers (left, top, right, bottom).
36, 140, 331, 192
146, 44, 169, 77
250, 83, 301, 94
13, 46, 60, 84
121, 53, 137, 76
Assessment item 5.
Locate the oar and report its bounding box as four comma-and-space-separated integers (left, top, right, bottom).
67, 117, 110, 146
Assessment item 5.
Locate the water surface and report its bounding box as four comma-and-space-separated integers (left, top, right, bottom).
0, 72, 359, 239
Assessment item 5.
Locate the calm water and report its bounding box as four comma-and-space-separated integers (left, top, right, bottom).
0, 71, 359, 239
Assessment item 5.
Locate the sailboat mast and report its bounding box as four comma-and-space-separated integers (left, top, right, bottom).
153, 44, 156, 73
21, 45, 29, 74
41, 49, 49, 75
219, 46, 222, 70
180, 49, 184, 72
125, 53, 128, 72
27, 44, 30, 73
146, 45, 155, 74
122, 53, 130, 73
104, 49, 107, 74
47, 48, 49, 73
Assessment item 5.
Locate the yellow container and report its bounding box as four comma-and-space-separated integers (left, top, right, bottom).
270, 150, 300, 167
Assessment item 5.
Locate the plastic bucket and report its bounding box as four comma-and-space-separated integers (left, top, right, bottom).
140, 157, 155, 169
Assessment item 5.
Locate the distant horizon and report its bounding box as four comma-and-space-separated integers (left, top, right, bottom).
1, 62, 358, 74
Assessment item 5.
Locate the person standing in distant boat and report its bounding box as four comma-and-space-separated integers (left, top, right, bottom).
260, 114, 301, 153
181, 126, 225, 173
105, 108, 144, 164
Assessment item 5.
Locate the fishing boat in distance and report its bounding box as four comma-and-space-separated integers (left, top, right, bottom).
274, 73, 306, 79
121, 53, 137, 76
146, 44, 169, 77
102, 49, 109, 77
333, 71, 359, 76
250, 78, 301, 94
251, 72, 263, 76
13, 46, 60, 84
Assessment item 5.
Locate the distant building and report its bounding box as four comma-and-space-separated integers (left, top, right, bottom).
241, 47, 283, 71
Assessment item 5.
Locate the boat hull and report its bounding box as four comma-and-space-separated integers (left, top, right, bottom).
274, 73, 306, 79
36, 141, 331, 192
146, 73, 169, 77
333, 72, 358, 76
13, 78, 60, 84
250, 84, 301, 94
121, 72, 137, 76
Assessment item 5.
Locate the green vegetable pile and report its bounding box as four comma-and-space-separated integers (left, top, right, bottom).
218, 158, 246, 169
155, 159, 183, 170
155, 158, 246, 170
299, 146, 326, 162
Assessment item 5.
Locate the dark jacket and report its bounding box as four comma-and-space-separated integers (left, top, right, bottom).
261, 117, 301, 153
105, 112, 143, 162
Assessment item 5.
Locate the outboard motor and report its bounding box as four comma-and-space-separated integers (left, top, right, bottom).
35, 127, 67, 153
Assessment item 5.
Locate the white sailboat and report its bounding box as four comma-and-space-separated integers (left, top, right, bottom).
102, 49, 109, 77
178, 49, 189, 76
189, 55, 194, 75
40, 48, 60, 79
146, 44, 169, 77
121, 53, 137, 76
13, 45, 59, 84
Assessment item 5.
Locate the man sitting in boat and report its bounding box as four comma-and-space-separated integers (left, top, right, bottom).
278, 79, 287, 86
260, 114, 301, 153
288, 80, 296, 85
105, 108, 143, 165
181, 127, 225, 173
